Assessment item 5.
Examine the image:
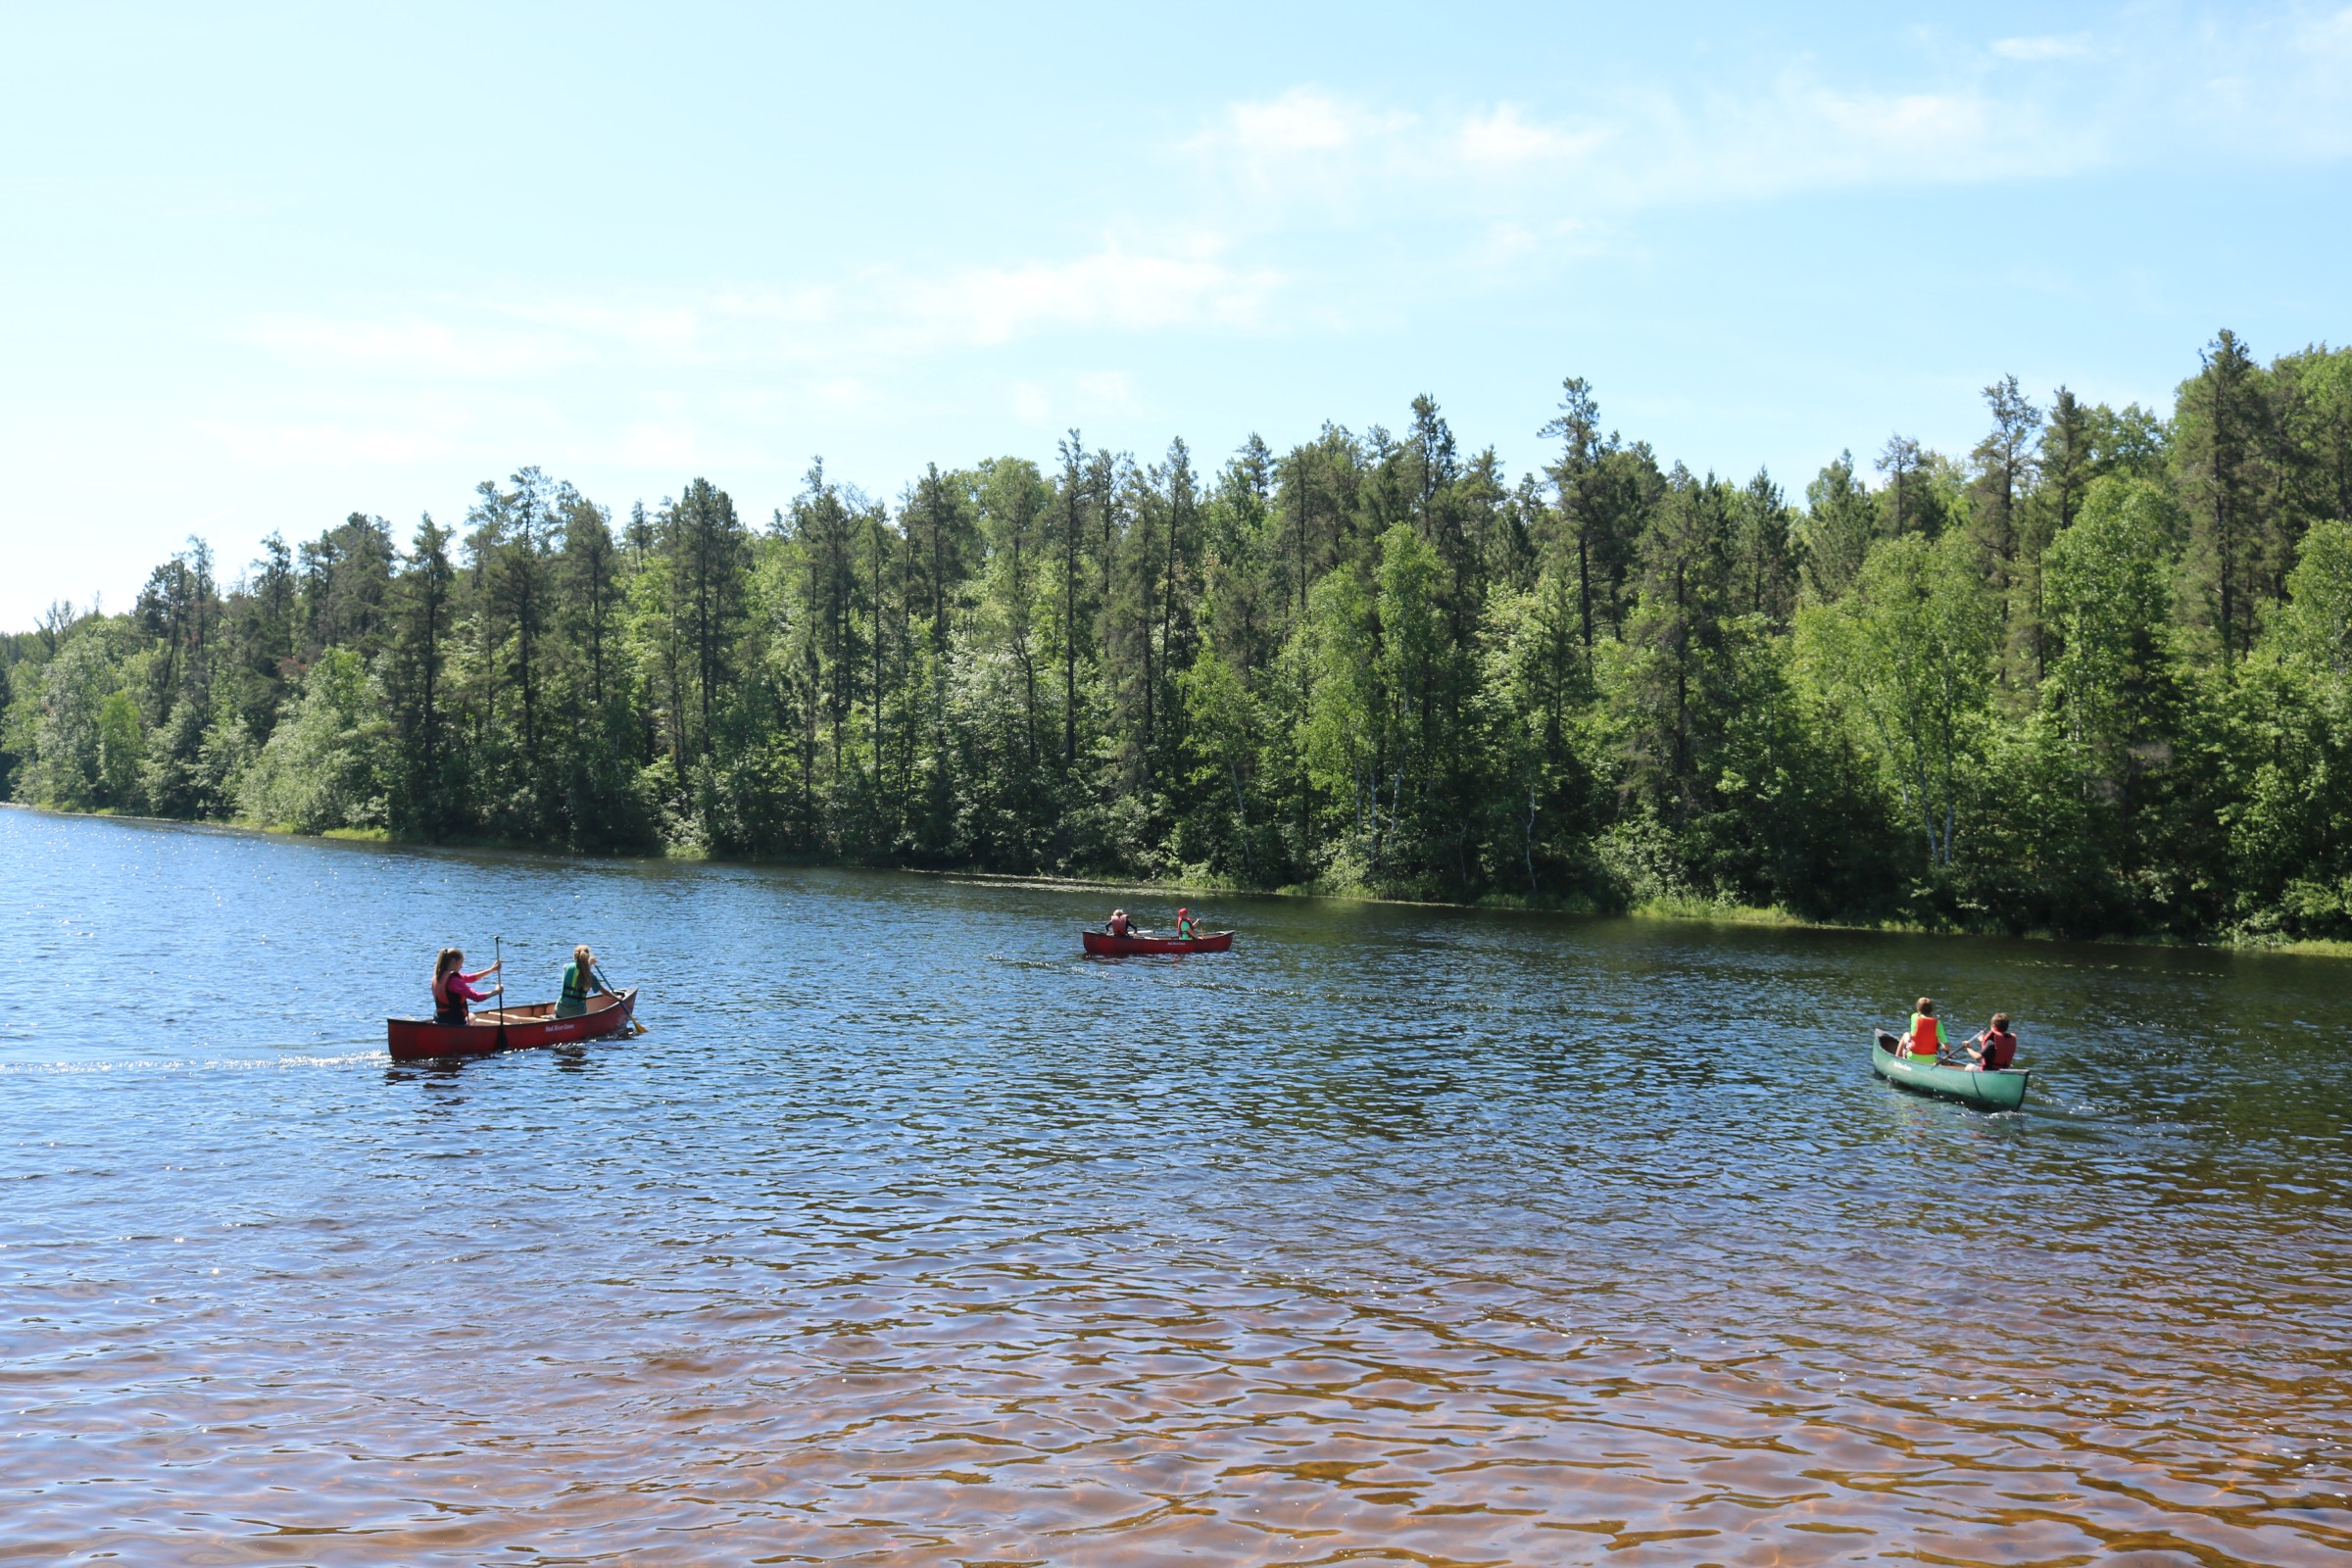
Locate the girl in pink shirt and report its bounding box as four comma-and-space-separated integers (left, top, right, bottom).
431, 948, 502, 1025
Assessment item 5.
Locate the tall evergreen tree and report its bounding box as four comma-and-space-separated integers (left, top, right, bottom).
384, 514, 457, 836
2179, 329, 2267, 662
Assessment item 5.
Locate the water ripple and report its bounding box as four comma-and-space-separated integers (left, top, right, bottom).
2, 808, 2348, 1564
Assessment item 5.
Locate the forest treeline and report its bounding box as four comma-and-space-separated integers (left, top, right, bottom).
7, 330, 2352, 940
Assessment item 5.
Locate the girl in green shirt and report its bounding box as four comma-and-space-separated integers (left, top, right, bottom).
557, 944, 612, 1018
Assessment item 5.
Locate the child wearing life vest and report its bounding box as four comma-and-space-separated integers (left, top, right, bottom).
556, 944, 612, 1018
1964, 1013, 2019, 1070
1901, 997, 1943, 1057
431, 948, 502, 1026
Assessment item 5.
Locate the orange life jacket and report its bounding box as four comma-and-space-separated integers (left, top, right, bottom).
1908, 1013, 1942, 1055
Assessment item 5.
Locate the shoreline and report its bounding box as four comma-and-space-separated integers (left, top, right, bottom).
9, 799, 2350, 961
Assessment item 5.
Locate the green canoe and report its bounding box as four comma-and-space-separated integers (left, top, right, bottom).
1872, 1030, 2032, 1112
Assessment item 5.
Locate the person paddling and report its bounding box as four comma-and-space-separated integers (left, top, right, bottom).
432, 949, 502, 1026
1106, 908, 1134, 937
1174, 906, 1201, 940
1900, 997, 1943, 1057
1961, 1012, 2019, 1071
557, 944, 613, 1018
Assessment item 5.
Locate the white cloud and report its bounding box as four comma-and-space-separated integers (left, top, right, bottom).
1767, 81, 2042, 187
615, 424, 705, 468
1184, 11, 2352, 225
1191, 85, 1415, 158
1009, 379, 1053, 427
227, 14, 2351, 420
240, 316, 571, 379
195, 419, 452, 468
1075, 369, 1135, 407
237, 240, 1283, 393
891, 245, 1278, 347
1480, 220, 1541, 263
812, 376, 879, 416
2207, 3, 2352, 158
188, 4, 2352, 508
1000, 370, 1139, 431
1991, 34, 2092, 62
1458, 103, 1607, 165
499, 298, 736, 356
1182, 76, 2071, 219
1181, 85, 1427, 211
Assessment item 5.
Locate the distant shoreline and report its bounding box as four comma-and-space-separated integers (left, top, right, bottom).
10, 800, 2346, 962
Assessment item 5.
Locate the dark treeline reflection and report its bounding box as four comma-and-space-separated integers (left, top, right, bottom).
7, 332, 2352, 940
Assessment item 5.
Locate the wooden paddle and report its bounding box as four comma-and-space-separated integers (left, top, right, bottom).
492, 935, 509, 1049
591, 953, 647, 1036
1936, 1030, 1990, 1068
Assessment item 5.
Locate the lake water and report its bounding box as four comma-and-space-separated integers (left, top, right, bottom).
3, 806, 2347, 1566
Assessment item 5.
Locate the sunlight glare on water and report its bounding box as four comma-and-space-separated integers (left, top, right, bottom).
2, 808, 2348, 1565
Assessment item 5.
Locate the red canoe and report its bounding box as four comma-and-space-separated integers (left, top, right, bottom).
1081, 929, 1234, 956
385, 989, 639, 1061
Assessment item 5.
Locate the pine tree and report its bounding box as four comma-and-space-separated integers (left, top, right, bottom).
2180, 329, 2267, 662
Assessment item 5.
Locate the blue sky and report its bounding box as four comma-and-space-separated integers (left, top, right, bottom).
3, 1, 2348, 627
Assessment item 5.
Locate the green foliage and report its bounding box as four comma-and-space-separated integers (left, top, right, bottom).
22, 632, 133, 810
96, 690, 145, 808
236, 648, 385, 832
12, 332, 2352, 941
1795, 530, 1997, 866
1799, 451, 1875, 602
1175, 644, 1269, 879
2222, 518, 2352, 937
2277, 515, 2352, 671
2044, 477, 2181, 786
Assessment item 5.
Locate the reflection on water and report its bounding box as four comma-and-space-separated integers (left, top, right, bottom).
2, 807, 2348, 1565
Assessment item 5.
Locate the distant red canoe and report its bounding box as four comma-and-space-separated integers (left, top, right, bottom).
385, 989, 638, 1061
1081, 929, 1234, 956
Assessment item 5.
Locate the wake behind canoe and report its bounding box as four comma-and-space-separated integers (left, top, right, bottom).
1872, 1029, 2031, 1111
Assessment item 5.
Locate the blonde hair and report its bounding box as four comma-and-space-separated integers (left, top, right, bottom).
435, 948, 464, 983
573, 944, 594, 969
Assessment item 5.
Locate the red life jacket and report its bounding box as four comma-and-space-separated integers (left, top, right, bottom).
432, 968, 467, 1024
1981, 1029, 2017, 1069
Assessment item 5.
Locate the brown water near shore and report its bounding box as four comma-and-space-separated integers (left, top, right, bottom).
3, 808, 2347, 1564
